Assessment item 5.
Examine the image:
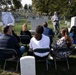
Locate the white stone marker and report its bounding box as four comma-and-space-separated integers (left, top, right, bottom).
68, 17, 76, 31
71, 17, 76, 28
67, 22, 70, 26
20, 56, 36, 75
0, 22, 3, 26
65, 20, 67, 24
29, 17, 48, 35
31, 18, 48, 30
27, 16, 33, 22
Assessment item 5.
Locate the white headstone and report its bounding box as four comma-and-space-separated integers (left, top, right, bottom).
15, 16, 21, 22
31, 18, 48, 30
68, 17, 76, 31
27, 17, 33, 22
67, 22, 70, 26
29, 30, 35, 35
71, 17, 76, 28
0, 22, 3, 26
43, 16, 48, 19
65, 20, 67, 24
20, 56, 36, 75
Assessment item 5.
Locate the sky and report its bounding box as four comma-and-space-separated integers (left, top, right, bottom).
21, 0, 32, 7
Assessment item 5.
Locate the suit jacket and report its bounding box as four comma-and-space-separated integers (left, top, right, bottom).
43, 27, 54, 36
0, 34, 21, 57
12, 30, 20, 43
43, 27, 54, 44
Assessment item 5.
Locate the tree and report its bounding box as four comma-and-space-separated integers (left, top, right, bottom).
24, 4, 28, 10
0, 0, 22, 10
13, 0, 22, 9
32, 0, 51, 15
32, 0, 76, 19
29, 4, 32, 11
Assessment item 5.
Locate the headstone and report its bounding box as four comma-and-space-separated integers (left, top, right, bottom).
27, 16, 33, 22
0, 12, 2, 21
68, 16, 76, 31
0, 22, 3, 26
15, 16, 21, 22
0, 12, 3, 26
29, 30, 35, 35
29, 17, 48, 34
0, 32, 2, 35
43, 16, 48, 19
65, 20, 67, 24
67, 22, 70, 26
20, 56, 36, 75
31, 18, 48, 30
71, 17, 76, 28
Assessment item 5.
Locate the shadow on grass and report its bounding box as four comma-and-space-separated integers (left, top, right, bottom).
0, 56, 76, 75
0, 60, 20, 75
36, 57, 76, 75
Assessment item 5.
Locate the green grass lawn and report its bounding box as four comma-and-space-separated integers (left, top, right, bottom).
0, 18, 76, 75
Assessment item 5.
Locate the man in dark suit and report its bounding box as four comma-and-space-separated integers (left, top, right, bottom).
43, 22, 54, 44
7, 24, 20, 43
0, 26, 25, 58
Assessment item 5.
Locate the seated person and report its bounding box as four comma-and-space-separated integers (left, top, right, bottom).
29, 25, 50, 57
53, 27, 72, 51
43, 22, 54, 44
20, 23, 32, 39
57, 27, 68, 39
7, 24, 20, 43
12, 30, 20, 43
0, 26, 25, 58
69, 26, 76, 44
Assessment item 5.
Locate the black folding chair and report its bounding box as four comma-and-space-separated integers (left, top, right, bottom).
53, 47, 73, 70
33, 48, 50, 71
19, 35, 30, 46
0, 48, 19, 72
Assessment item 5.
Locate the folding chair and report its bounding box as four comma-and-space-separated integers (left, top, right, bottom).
33, 48, 50, 71
0, 48, 19, 72
48, 35, 54, 45
53, 47, 73, 70
19, 35, 30, 46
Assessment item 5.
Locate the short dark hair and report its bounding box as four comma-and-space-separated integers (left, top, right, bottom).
43, 22, 48, 27
2, 26, 10, 34
70, 26, 76, 34
36, 25, 44, 34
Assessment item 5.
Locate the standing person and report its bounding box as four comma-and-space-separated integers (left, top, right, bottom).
51, 11, 60, 34
43, 22, 54, 44
0, 26, 25, 58
28, 25, 50, 57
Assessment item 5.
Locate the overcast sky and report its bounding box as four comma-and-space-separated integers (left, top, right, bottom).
21, 0, 32, 7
